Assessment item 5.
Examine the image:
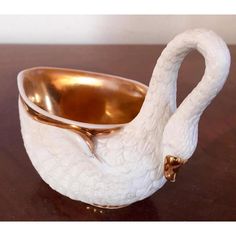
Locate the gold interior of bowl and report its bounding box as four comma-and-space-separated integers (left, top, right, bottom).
21, 68, 147, 125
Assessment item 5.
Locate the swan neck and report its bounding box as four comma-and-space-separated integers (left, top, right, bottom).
131, 29, 230, 130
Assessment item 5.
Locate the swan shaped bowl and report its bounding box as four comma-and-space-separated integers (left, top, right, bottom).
18, 29, 231, 209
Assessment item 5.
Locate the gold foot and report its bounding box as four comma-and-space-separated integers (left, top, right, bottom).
91, 203, 130, 209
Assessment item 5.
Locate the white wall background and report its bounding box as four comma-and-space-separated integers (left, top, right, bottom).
0, 15, 235, 44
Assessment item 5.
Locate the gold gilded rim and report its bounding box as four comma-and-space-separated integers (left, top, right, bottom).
18, 67, 147, 130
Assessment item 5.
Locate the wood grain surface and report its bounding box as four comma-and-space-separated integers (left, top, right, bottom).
0, 45, 235, 221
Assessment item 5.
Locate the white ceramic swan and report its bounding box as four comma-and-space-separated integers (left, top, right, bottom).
18, 29, 230, 208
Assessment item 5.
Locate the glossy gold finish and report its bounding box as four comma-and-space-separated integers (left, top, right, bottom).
164, 155, 187, 182
19, 67, 147, 155
22, 67, 146, 125
20, 97, 96, 153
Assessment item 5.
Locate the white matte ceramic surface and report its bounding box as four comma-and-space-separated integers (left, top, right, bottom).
18, 29, 230, 207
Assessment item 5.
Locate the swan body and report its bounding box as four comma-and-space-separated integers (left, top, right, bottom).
18, 29, 230, 208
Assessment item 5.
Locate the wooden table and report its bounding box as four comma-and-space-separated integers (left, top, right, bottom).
0, 45, 235, 221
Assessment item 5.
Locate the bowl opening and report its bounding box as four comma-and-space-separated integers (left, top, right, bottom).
19, 67, 147, 127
